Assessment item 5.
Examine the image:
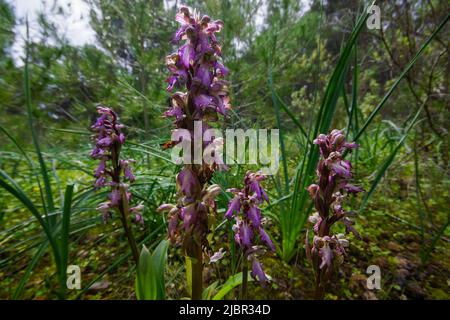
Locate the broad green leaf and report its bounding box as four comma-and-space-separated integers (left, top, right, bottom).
136, 239, 169, 300
212, 272, 253, 300
202, 281, 219, 300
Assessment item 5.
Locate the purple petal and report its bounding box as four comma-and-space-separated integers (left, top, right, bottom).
134, 213, 144, 224
179, 44, 194, 68
344, 141, 358, 149
225, 197, 240, 219
124, 165, 135, 182
97, 137, 112, 147
164, 105, 184, 120
172, 24, 188, 43
181, 207, 191, 230
209, 248, 226, 263
90, 147, 105, 159
328, 159, 351, 177
194, 94, 213, 109
307, 184, 319, 198
118, 133, 125, 144
239, 222, 253, 248
342, 183, 363, 194
167, 75, 178, 91
247, 206, 261, 228
94, 176, 106, 188
168, 214, 179, 242
205, 20, 224, 34
196, 33, 209, 55
313, 216, 323, 234
196, 64, 212, 87
214, 60, 229, 76
251, 259, 268, 284
177, 168, 200, 197
91, 114, 107, 129
157, 204, 175, 212
313, 134, 328, 156
259, 227, 275, 251
108, 189, 121, 206
319, 244, 333, 270
94, 160, 106, 178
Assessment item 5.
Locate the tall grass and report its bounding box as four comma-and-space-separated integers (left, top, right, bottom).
0, 21, 75, 298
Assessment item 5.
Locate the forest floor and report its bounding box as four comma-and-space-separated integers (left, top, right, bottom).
1, 187, 448, 300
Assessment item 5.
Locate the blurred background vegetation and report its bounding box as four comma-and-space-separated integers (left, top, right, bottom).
0, 0, 448, 299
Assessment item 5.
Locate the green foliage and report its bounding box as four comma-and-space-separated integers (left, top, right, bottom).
211, 272, 252, 300
272, 1, 375, 261
0, 25, 76, 298
135, 240, 169, 300
0, 0, 449, 300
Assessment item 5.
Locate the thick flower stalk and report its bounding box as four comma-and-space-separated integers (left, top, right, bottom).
158, 6, 229, 300
91, 105, 142, 264
305, 129, 363, 299
226, 171, 275, 298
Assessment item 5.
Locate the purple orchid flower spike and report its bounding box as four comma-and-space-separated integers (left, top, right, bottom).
306, 129, 363, 299
225, 171, 275, 292
90, 105, 141, 264
158, 6, 231, 300
163, 5, 230, 123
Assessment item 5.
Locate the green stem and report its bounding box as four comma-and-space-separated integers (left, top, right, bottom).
241, 256, 248, 300
119, 186, 140, 265
314, 269, 324, 300
191, 241, 203, 300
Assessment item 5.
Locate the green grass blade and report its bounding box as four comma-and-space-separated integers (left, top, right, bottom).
0, 124, 34, 167
212, 272, 252, 300
422, 218, 450, 264
360, 107, 423, 212
269, 67, 289, 192
202, 281, 219, 300
24, 20, 55, 217
60, 185, 74, 277
0, 169, 41, 219
0, 171, 61, 270
270, 89, 311, 144
12, 239, 49, 299
354, 13, 449, 141
0, 124, 47, 209
347, 46, 358, 138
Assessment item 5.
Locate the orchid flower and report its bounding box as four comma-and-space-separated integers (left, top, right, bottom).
158, 6, 230, 300
91, 105, 141, 263
226, 171, 275, 297
306, 129, 363, 299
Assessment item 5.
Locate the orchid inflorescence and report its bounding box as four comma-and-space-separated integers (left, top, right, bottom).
159, 6, 229, 250
91, 105, 143, 224
305, 129, 363, 298
226, 171, 275, 285
90, 105, 142, 263
158, 6, 230, 299
165, 6, 230, 119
